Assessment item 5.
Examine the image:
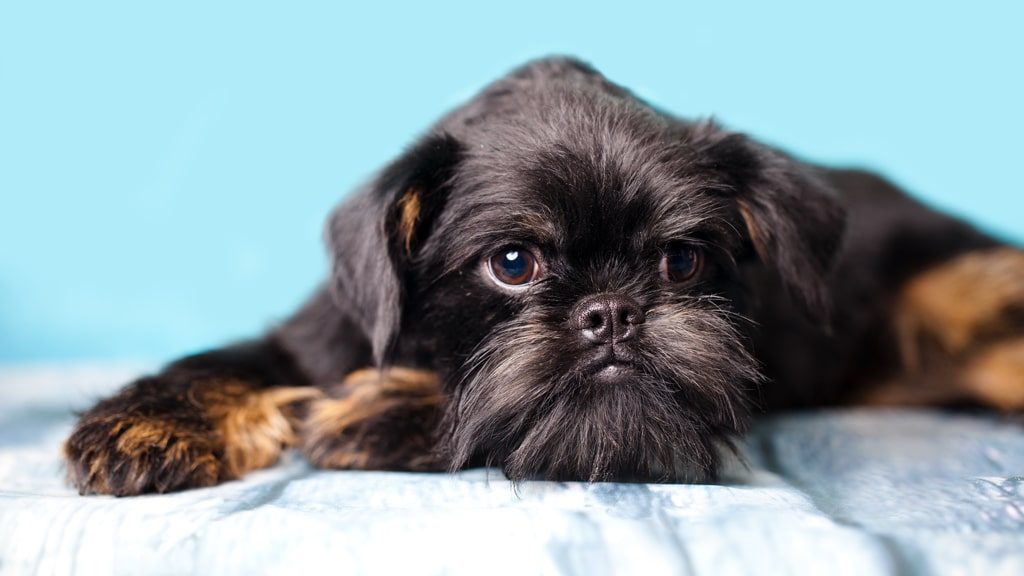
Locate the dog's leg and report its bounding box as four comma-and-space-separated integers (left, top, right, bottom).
960, 337, 1024, 410
865, 247, 1024, 409
300, 368, 446, 471
64, 339, 321, 496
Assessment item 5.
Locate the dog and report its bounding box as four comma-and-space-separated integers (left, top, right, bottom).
64, 57, 1024, 495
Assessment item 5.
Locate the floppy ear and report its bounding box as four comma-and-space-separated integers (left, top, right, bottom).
700, 130, 847, 321
327, 133, 461, 364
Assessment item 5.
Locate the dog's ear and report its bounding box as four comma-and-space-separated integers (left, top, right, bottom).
698, 129, 847, 321
327, 133, 461, 364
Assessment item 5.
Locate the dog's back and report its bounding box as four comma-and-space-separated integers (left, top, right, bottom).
752, 168, 1024, 411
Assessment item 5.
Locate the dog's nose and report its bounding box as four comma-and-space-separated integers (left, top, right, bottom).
570, 294, 645, 344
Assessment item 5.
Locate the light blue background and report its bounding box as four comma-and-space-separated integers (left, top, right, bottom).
1, 1, 1021, 362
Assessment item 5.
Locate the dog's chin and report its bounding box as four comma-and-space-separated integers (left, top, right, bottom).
442, 366, 740, 484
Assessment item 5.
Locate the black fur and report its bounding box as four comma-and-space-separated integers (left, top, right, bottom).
64, 56, 1019, 495
313, 57, 842, 481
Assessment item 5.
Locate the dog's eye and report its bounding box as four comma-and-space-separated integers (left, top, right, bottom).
487, 247, 540, 287
660, 245, 702, 283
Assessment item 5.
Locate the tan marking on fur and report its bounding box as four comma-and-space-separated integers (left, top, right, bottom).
340, 367, 442, 394
737, 199, 769, 261
64, 414, 222, 493
112, 417, 220, 474
113, 419, 176, 452
876, 248, 1024, 410
62, 379, 322, 495
309, 447, 373, 470
398, 187, 422, 255
68, 381, 321, 494
196, 380, 322, 477
84, 448, 111, 494
962, 338, 1024, 410
853, 376, 970, 407
896, 247, 1024, 364
303, 368, 443, 469
307, 368, 442, 435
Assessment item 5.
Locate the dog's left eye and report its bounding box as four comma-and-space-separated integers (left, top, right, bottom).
487, 247, 540, 287
660, 245, 702, 283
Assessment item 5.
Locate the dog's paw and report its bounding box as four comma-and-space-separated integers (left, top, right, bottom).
300, 368, 445, 471
63, 413, 225, 496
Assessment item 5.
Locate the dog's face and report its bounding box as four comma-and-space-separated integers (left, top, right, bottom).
329, 58, 845, 482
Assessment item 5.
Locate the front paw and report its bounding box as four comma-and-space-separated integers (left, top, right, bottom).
64, 412, 225, 496
301, 368, 445, 471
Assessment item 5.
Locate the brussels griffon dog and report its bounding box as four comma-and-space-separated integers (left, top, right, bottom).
64, 57, 1024, 495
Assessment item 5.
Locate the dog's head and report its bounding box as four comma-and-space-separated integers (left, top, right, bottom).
328, 58, 845, 482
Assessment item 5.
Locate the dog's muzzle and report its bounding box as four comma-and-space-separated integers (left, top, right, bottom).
569, 293, 645, 383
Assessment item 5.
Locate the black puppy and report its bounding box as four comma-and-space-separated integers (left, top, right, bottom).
65, 57, 1024, 495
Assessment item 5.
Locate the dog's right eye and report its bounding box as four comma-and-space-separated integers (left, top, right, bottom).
660, 244, 703, 284
487, 247, 540, 287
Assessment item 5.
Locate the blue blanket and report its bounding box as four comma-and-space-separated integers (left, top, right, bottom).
1, 364, 1022, 575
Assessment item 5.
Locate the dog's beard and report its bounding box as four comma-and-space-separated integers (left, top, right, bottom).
439, 297, 761, 482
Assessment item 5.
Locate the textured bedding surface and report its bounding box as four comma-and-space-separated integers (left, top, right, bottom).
1, 364, 1022, 576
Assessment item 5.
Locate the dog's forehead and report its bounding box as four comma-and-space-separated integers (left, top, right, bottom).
429, 85, 741, 268
446, 129, 732, 256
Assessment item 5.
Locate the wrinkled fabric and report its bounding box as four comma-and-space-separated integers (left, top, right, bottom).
0, 364, 1022, 576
